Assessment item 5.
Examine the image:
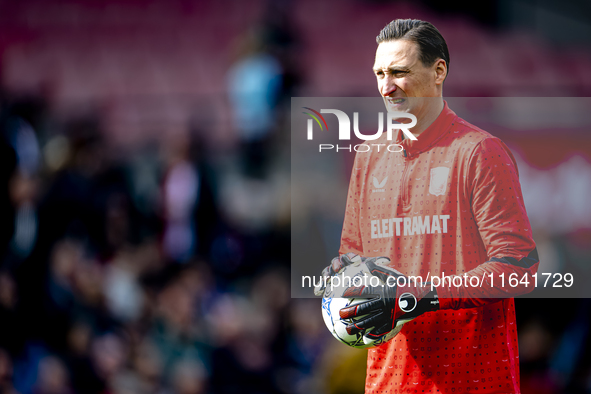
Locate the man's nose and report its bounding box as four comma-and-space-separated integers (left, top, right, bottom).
381, 78, 397, 96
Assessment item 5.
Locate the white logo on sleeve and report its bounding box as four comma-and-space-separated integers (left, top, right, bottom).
429, 167, 449, 196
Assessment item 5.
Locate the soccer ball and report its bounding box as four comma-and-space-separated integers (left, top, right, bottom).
321, 262, 412, 349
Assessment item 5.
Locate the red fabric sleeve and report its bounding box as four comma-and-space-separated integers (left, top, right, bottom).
339, 152, 364, 256
438, 137, 539, 309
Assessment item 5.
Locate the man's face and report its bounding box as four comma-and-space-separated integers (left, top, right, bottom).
373, 40, 443, 115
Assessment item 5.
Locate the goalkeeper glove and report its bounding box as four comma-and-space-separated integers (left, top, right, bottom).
313, 253, 365, 297
339, 256, 439, 340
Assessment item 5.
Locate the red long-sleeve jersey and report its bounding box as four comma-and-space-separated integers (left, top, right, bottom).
339, 101, 539, 393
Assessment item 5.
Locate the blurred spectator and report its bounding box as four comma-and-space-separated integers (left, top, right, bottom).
90, 333, 127, 390
519, 319, 558, 394
33, 357, 72, 394
112, 339, 164, 394
7, 170, 39, 263
64, 320, 103, 394
169, 360, 207, 394
0, 348, 19, 394
150, 280, 209, 379
0, 95, 40, 268
227, 30, 282, 178
103, 248, 145, 323
0, 273, 21, 356
161, 128, 199, 263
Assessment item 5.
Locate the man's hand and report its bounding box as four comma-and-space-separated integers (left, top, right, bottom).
339, 256, 439, 340
313, 253, 365, 296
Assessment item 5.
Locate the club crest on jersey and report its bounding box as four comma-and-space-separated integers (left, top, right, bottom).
372, 176, 387, 193
429, 167, 450, 196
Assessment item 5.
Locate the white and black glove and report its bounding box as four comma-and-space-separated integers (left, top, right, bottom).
313, 253, 365, 296
339, 256, 439, 341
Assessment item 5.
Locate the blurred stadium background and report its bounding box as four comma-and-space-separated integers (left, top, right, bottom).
1, 0, 591, 393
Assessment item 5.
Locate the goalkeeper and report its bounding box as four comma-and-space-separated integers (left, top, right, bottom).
316, 19, 539, 394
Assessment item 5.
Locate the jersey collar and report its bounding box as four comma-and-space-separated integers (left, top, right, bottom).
396, 100, 457, 158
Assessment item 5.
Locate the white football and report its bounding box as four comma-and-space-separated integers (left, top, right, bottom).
321, 262, 413, 349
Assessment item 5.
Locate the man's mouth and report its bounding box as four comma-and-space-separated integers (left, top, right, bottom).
388, 98, 406, 104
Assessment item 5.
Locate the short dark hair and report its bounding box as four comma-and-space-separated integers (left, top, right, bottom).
376, 19, 449, 75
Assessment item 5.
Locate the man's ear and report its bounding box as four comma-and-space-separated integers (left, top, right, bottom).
434, 59, 447, 85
